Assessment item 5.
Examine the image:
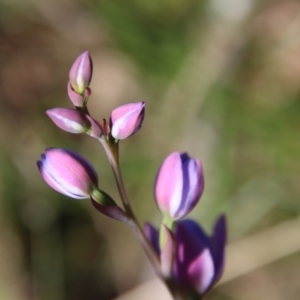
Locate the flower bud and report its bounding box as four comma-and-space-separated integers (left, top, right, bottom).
69, 51, 93, 95
46, 108, 103, 137
154, 152, 204, 220
46, 108, 90, 134
67, 81, 84, 107
37, 148, 98, 199
174, 216, 226, 295
110, 102, 145, 139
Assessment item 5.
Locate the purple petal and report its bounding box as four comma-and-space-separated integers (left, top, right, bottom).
144, 222, 160, 255
174, 155, 204, 219
174, 220, 215, 294
188, 248, 215, 294
110, 102, 145, 139
210, 215, 226, 285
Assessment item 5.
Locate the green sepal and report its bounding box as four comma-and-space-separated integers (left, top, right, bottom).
91, 188, 117, 206
159, 214, 175, 250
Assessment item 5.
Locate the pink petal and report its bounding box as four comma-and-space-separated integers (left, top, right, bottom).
188, 248, 215, 294
155, 152, 183, 217
110, 102, 145, 139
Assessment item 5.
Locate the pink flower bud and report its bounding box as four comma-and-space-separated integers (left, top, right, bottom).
69, 51, 93, 95
110, 102, 145, 139
67, 81, 84, 107
46, 108, 90, 133
154, 152, 204, 220
46, 108, 103, 137
37, 148, 98, 199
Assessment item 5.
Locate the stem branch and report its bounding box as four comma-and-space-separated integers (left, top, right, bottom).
98, 138, 162, 278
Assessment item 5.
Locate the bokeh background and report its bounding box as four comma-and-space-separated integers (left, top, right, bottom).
1, 0, 300, 299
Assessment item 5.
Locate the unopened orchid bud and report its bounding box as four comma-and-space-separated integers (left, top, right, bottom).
37, 148, 98, 199
174, 216, 226, 296
110, 102, 145, 139
46, 108, 103, 137
67, 81, 85, 107
154, 152, 204, 220
46, 108, 90, 134
69, 51, 93, 95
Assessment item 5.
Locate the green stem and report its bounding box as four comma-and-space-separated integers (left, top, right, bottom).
97, 138, 162, 278
160, 215, 175, 249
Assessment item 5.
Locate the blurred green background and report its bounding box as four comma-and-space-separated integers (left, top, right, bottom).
1, 0, 300, 299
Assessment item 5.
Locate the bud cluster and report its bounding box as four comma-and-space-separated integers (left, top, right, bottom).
37, 51, 226, 299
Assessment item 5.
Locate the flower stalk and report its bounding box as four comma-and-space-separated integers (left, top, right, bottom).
97, 137, 163, 279
37, 50, 227, 300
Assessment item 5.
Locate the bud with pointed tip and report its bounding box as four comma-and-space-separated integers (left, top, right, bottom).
110, 102, 145, 139
46, 108, 103, 137
69, 51, 93, 95
37, 148, 98, 199
46, 108, 90, 133
154, 152, 204, 220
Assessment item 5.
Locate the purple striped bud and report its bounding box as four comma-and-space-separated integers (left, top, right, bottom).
69, 51, 93, 95
154, 152, 204, 220
174, 216, 226, 295
110, 102, 145, 139
46, 108, 103, 137
37, 148, 98, 199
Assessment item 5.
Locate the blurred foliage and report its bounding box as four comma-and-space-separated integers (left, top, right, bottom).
0, 0, 300, 299
90, 0, 203, 77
